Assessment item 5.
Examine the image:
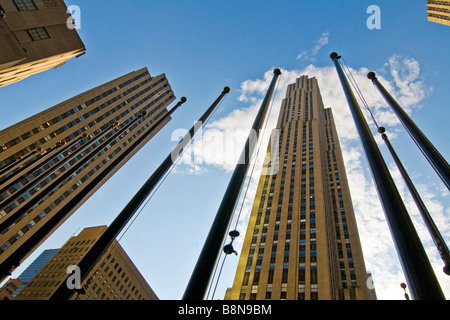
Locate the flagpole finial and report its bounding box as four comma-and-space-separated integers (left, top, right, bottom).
330, 52, 339, 60
367, 71, 376, 80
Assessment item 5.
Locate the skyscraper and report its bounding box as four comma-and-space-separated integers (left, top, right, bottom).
426, 0, 450, 26
0, 68, 176, 280
0, 248, 57, 300
0, 0, 86, 87
227, 75, 375, 300
15, 226, 158, 300
8, 248, 58, 297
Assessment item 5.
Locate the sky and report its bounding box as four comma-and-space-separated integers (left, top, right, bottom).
0, 1, 449, 300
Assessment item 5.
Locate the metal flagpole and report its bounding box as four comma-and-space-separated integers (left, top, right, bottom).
330, 52, 444, 300
0, 142, 72, 187
367, 72, 450, 190
48, 88, 229, 300
183, 69, 281, 300
0, 149, 43, 187
378, 126, 450, 275
0, 133, 89, 203
0, 97, 187, 283
0, 148, 42, 177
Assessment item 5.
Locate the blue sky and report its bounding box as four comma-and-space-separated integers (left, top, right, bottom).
1, 1, 449, 300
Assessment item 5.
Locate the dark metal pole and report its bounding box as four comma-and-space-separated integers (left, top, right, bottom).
0, 97, 188, 283
0, 147, 53, 187
378, 126, 450, 275
0, 149, 42, 177
0, 133, 89, 202
0, 115, 143, 234
367, 72, 450, 190
183, 69, 281, 300
330, 52, 444, 300
48, 88, 228, 300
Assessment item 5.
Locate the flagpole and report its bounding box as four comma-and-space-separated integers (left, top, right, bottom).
331, 53, 444, 300
378, 127, 450, 275
183, 69, 281, 300
367, 72, 450, 190
48, 88, 228, 300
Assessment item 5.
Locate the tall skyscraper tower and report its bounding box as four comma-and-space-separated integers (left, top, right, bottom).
0, 0, 86, 87
227, 75, 375, 300
0, 68, 176, 280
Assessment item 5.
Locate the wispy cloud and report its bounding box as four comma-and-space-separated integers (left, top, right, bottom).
386, 54, 431, 112
297, 31, 329, 62
312, 31, 329, 55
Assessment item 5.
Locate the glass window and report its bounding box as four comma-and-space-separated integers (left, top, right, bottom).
13, 0, 37, 11
27, 27, 50, 41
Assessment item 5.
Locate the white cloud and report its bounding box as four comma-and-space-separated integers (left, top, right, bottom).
175, 103, 264, 172
386, 55, 431, 113
297, 31, 329, 62
312, 31, 329, 55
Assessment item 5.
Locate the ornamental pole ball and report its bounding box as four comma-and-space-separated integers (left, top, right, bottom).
367, 71, 376, 80
330, 52, 339, 60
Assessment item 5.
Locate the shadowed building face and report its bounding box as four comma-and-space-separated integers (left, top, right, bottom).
0, 0, 86, 87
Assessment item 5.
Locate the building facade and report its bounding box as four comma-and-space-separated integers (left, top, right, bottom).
0, 0, 86, 87
227, 76, 375, 300
0, 67, 176, 280
427, 0, 450, 26
9, 248, 58, 297
15, 226, 158, 300
0, 277, 21, 299
0, 248, 57, 299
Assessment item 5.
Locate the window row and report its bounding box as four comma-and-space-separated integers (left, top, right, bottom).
0, 99, 171, 255
0, 86, 171, 215
0, 71, 154, 165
